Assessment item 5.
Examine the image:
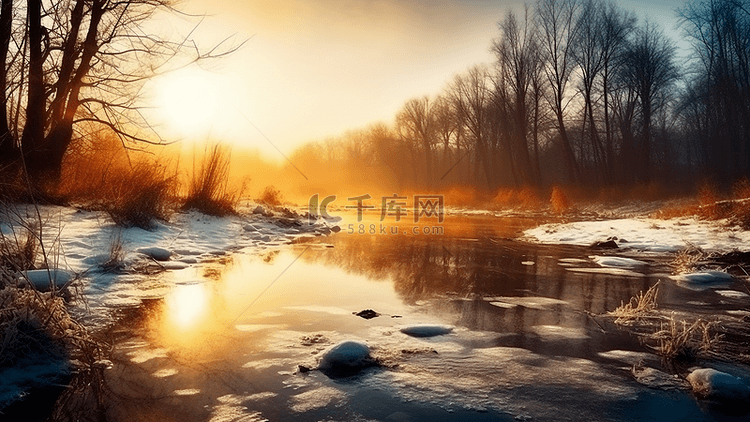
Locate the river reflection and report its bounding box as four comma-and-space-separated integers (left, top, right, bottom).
85, 215, 722, 422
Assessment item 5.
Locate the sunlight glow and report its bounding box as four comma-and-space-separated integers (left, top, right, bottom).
166, 282, 209, 329
152, 67, 231, 139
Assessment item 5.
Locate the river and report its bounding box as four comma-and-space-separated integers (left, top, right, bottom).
52, 214, 749, 421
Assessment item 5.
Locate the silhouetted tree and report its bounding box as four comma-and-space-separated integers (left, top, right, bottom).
493, 6, 541, 186
617, 21, 678, 183
0, 0, 236, 187
679, 0, 750, 183
536, 0, 582, 183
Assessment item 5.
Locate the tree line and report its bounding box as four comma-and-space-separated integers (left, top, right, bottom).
294, 0, 750, 193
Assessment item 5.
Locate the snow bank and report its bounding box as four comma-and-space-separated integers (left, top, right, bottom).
687, 368, 750, 401
0, 205, 338, 327
525, 218, 750, 253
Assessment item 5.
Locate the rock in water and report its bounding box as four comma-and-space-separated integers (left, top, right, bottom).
354, 309, 380, 319
687, 368, 750, 401
319, 340, 371, 376
591, 239, 618, 249
400, 325, 454, 338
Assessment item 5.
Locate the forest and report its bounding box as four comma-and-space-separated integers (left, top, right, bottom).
288, 0, 750, 196
0, 0, 748, 203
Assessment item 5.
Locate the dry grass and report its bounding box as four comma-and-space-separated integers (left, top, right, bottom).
183, 144, 240, 216
608, 282, 660, 324
606, 282, 723, 363
100, 230, 125, 273
652, 316, 720, 362
492, 186, 542, 210
258, 185, 283, 207
550, 186, 571, 214
671, 244, 710, 275
101, 161, 179, 229
0, 224, 39, 274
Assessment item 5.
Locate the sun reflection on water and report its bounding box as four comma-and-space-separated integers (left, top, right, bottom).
165, 282, 210, 330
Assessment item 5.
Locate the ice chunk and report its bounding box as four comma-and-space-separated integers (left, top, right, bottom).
566, 267, 644, 277
591, 255, 647, 268
136, 246, 172, 261
319, 340, 371, 371
716, 290, 749, 299
687, 368, 750, 400
671, 271, 734, 291
400, 324, 454, 338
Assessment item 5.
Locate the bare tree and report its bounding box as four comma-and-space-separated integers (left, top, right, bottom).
679, 0, 750, 182
396, 97, 436, 188
536, 0, 582, 183
618, 21, 678, 182
493, 6, 541, 186
0, 0, 237, 186
447, 66, 494, 187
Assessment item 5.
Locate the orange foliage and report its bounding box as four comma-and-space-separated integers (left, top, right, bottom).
492, 186, 541, 210
550, 186, 571, 214
732, 178, 750, 200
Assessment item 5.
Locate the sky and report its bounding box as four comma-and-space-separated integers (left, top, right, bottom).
147, 0, 690, 161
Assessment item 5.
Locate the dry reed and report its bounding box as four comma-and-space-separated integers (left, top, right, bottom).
183, 144, 240, 216
608, 282, 660, 325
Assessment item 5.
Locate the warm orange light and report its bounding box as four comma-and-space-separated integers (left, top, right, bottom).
165, 282, 210, 329
152, 67, 231, 139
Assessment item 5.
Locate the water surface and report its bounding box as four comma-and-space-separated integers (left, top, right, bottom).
79, 215, 747, 421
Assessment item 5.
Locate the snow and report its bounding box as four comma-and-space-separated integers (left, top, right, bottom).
318, 340, 371, 371
525, 217, 750, 253
670, 271, 735, 291
591, 256, 647, 268
566, 267, 645, 277
399, 324, 454, 338
687, 368, 750, 400
135, 246, 172, 261
716, 290, 750, 299
20, 269, 75, 291
483, 296, 568, 310
0, 204, 338, 327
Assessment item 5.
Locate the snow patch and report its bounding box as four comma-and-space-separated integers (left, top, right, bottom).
135, 246, 172, 261
483, 296, 568, 310
319, 340, 371, 373
526, 218, 750, 253
20, 269, 75, 291
716, 290, 749, 299
591, 255, 647, 268
399, 325, 454, 338
670, 271, 734, 291
687, 368, 750, 401
566, 267, 645, 277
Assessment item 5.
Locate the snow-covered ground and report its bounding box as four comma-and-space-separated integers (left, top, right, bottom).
0, 203, 338, 409
0, 204, 337, 326
524, 217, 750, 253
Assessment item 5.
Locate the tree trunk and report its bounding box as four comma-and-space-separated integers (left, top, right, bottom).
0, 0, 17, 165
21, 0, 46, 180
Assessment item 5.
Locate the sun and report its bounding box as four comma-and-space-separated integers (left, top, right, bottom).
152, 67, 231, 139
